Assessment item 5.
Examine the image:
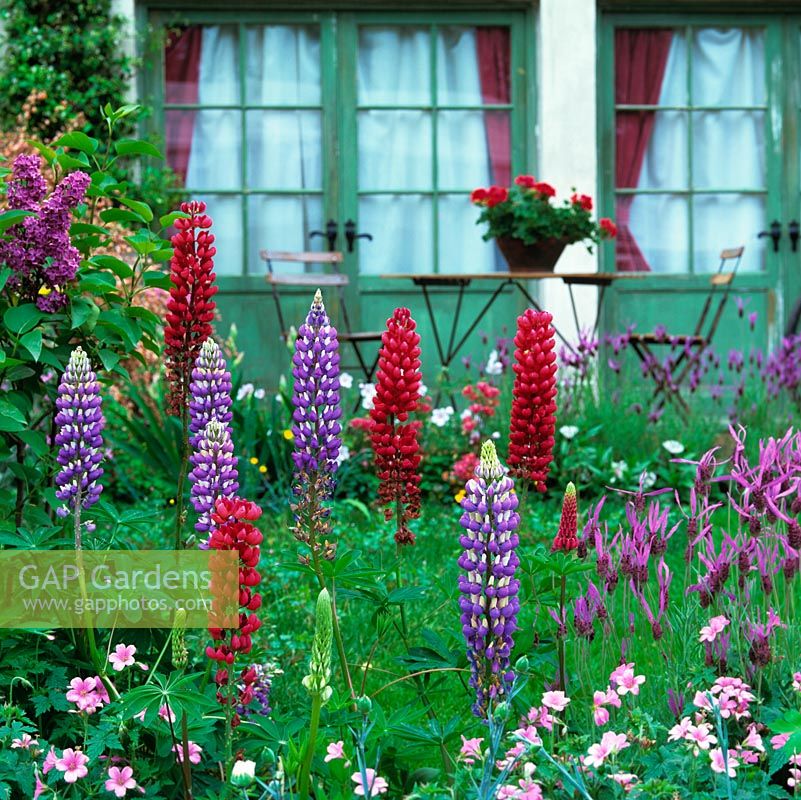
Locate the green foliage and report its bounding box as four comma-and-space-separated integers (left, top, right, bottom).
0, 0, 133, 140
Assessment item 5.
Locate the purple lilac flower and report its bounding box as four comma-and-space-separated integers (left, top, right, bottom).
188, 339, 233, 449
54, 347, 105, 528
291, 289, 342, 477
0, 155, 90, 311
188, 419, 239, 541
457, 440, 520, 718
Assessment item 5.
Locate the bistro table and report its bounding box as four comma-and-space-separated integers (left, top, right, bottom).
379, 271, 646, 373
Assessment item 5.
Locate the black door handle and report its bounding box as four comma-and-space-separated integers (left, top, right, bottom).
789, 221, 800, 253
758, 219, 781, 252
344, 219, 373, 253
310, 219, 338, 251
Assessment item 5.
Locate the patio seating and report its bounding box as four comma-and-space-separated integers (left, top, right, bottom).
628, 246, 744, 415
261, 250, 382, 383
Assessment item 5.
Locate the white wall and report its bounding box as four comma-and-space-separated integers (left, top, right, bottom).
537, 0, 599, 340
112, 0, 138, 102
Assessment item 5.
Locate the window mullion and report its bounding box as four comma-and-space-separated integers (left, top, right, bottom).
239, 22, 248, 276
430, 24, 439, 275
686, 24, 694, 275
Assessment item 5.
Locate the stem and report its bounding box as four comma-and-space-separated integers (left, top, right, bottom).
14, 435, 24, 528
174, 404, 189, 549
166, 702, 193, 800
298, 693, 322, 800
181, 712, 194, 800
557, 574, 567, 692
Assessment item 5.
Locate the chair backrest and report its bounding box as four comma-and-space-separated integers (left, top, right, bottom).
261, 249, 344, 276
695, 245, 745, 342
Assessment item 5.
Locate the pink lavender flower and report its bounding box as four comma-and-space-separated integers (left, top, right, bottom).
188, 419, 239, 539
458, 440, 520, 717
173, 741, 203, 764
54, 748, 89, 783
189, 339, 233, 449
54, 347, 105, 523
352, 768, 389, 796
105, 766, 137, 797
108, 643, 137, 671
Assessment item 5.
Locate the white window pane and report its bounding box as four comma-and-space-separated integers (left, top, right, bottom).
248, 195, 323, 275
195, 26, 240, 105
439, 194, 498, 273
358, 27, 430, 105
245, 25, 321, 104
436, 27, 510, 106
693, 194, 764, 273
437, 111, 496, 190
692, 28, 765, 106
191, 195, 242, 276
358, 196, 432, 274
358, 111, 432, 191
658, 32, 687, 105
692, 111, 765, 189
634, 111, 688, 190
185, 110, 242, 190
627, 194, 689, 273
246, 111, 322, 190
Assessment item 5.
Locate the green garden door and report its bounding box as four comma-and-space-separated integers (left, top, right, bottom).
601, 15, 801, 358
152, 9, 533, 388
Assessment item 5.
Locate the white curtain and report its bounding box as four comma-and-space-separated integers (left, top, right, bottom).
357, 27, 496, 275
629, 28, 765, 273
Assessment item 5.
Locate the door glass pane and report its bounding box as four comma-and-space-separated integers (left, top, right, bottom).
625, 193, 689, 274
357, 27, 430, 105
186, 110, 242, 190
358, 196, 433, 274
245, 26, 321, 104
436, 26, 510, 105
437, 110, 498, 190
358, 111, 432, 190
246, 111, 322, 189
194, 194, 243, 276
618, 111, 688, 190
692, 111, 765, 189
438, 194, 498, 273
693, 194, 765, 273
691, 28, 765, 106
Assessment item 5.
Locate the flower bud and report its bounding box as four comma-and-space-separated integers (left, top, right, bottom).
356, 695, 373, 715
230, 759, 256, 787
302, 589, 333, 702
171, 608, 188, 669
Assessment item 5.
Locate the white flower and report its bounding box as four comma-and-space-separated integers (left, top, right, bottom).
359, 382, 376, 410
484, 349, 503, 376
254, 388, 265, 400
236, 383, 255, 401
559, 425, 579, 440
430, 406, 454, 427
641, 471, 657, 489
336, 445, 351, 465
339, 372, 354, 389
662, 439, 685, 455
419, 383, 428, 398
230, 759, 256, 787
460, 408, 473, 420
491, 431, 500, 440
611, 460, 627, 480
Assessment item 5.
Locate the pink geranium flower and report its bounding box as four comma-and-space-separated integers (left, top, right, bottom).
324, 741, 350, 765
459, 735, 484, 765
172, 741, 202, 764
516, 780, 543, 800
668, 717, 692, 741
42, 746, 58, 774
65, 676, 102, 713
55, 748, 89, 783
585, 731, 629, 768
793, 672, 801, 692
699, 615, 729, 643
611, 664, 645, 696
771, 733, 790, 749
686, 722, 717, 751
610, 772, 638, 791
541, 691, 570, 712
351, 768, 389, 796
105, 766, 137, 797
33, 773, 47, 800
709, 748, 738, 777
158, 704, 176, 724
742, 724, 764, 753
109, 644, 137, 671
496, 786, 518, 800
11, 733, 38, 750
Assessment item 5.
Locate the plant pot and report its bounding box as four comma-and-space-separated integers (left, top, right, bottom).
495, 236, 571, 272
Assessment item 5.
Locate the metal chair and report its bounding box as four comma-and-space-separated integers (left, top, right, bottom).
261, 250, 382, 382
628, 246, 744, 414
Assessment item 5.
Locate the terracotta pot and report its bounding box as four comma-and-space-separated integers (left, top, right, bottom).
496, 235, 571, 272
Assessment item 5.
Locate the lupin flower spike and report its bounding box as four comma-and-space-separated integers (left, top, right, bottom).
188, 339, 233, 449
54, 347, 105, 527
508, 309, 558, 491
457, 440, 521, 718
302, 588, 333, 703
552, 482, 579, 552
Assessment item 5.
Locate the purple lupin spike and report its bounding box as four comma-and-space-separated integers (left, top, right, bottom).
291, 289, 342, 477
457, 440, 520, 718
188, 338, 233, 449
54, 347, 105, 531
188, 419, 239, 542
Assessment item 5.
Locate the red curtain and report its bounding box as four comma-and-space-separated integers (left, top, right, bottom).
476, 27, 511, 187
614, 29, 673, 272
164, 27, 203, 185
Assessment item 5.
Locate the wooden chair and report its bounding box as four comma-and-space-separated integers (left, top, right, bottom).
261, 250, 383, 382
628, 246, 744, 415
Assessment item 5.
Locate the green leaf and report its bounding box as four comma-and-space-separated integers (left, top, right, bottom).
99, 207, 147, 225
159, 211, 190, 228
70, 298, 97, 329
18, 430, 49, 458
70, 222, 109, 237
115, 138, 163, 159
143, 272, 171, 291
19, 329, 42, 361
0, 209, 35, 233
89, 254, 134, 278
0, 267, 11, 292
0, 400, 26, 432
3, 304, 43, 335
119, 197, 154, 223
98, 349, 120, 372
53, 131, 99, 155
55, 152, 91, 170
79, 272, 118, 294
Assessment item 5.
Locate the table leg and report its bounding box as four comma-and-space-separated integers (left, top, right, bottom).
447, 280, 511, 363
445, 281, 468, 366
512, 280, 577, 355
420, 282, 447, 368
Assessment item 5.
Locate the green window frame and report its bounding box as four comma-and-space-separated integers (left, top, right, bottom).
598, 14, 782, 277
141, 8, 534, 280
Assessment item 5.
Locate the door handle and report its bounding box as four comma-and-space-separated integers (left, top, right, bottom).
344, 219, 373, 253
758, 219, 781, 253
789, 221, 800, 253
310, 219, 338, 251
